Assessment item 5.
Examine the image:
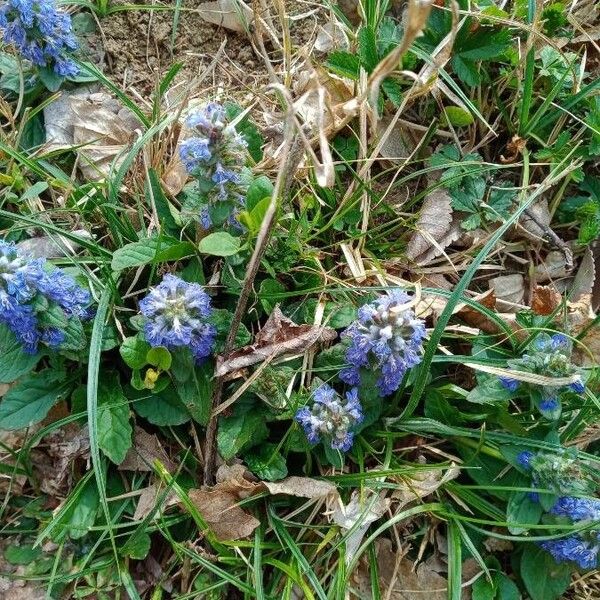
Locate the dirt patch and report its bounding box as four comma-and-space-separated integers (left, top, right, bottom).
99, 0, 323, 99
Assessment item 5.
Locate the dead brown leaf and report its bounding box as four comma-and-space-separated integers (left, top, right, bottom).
406, 190, 455, 264
216, 306, 337, 377
531, 285, 561, 315
519, 199, 551, 241
188, 487, 260, 541
119, 426, 176, 472
500, 135, 527, 163
489, 274, 525, 312
134, 484, 178, 521
535, 250, 572, 283
571, 247, 596, 301
261, 476, 337, 499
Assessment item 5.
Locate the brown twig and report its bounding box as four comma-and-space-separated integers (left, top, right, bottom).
523, 207, 574, 271
202, 98, 301, 485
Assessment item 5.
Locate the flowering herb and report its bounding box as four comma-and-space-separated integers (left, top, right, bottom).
501, 333, 586, 420
139, 274, 216, 364
518, 448, 593, 505
340, 289, 426, 397
540, 496, 600, 570
295, 384, 363, 451
179, 102, 248, 229
0, 0, 79, 77
0, 240, 91, 353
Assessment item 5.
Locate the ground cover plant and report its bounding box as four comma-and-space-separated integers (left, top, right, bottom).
0, 0, 599, 598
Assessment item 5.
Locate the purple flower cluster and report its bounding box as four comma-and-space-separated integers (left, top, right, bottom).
340, 289, 425, 396
541, 497, 600, 570
295, 384, 363, 451
139, 274, 216, 364
0, 0, 79, 77
0, 240, 91, 353
500, 332, 586, 420
179, 102, 248, 228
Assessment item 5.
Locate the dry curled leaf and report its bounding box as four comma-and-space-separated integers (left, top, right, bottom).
535, 250, 571, 283
531, 285, 561, 315
134, 484, 178, 521
518, 199, 551, 241
216, 306, 337, 377
197, 0, 254, 33
333, 490, 390, 562
392, 464, 460, 509
261, 476, 337, 499
406, 189, 454, 263
118, 427, 176, 472
315, 19, 349, 52
500, 135, 527, 163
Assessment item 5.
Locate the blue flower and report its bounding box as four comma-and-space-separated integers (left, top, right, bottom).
340, 289, 425, 396
499, 376, 519, 392
139, 274, 216, 363
539, 395, 561, 419
541, 535, 600, 570
551, 497, 600, 522
0, 240, 91, 353
517, 451, 534, 469
179, 137, 211, 173
569, 380, 585, 394
0, 0, 79, 76
295, 384, 363, 452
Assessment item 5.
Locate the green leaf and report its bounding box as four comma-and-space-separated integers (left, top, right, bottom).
132, 385, 190, 426
472, 572, 496, 600
120, 335, 151, 370
210, 308, 252, 351
198, 232, 241, 257
246, 175, 274, 211
244, 443, 288, 481
0, 371, 69, 430
496, 573, 521, 600
66, 477, 100, 540
173, 362, 213, 426
217, 400, 268, 460
111, 237, 194, 271
444, 106, 475, 127
358, 26, 378, 72
146, 169, 179, 235
326, 51, 361, 80
225, 102, 264, 162
4, 544, 42, 565
61, 317, 87, 352
0, 323, 41, 383
38, 66, 64, 92
506, 491, 543, 534
520, 546, 571, 600
238, 196, 271, 235
97, 378, 132, 465
452, 55, 481, 86
259, 278, 286, 313
146, 346, 172, 370
122, 533, 151, 560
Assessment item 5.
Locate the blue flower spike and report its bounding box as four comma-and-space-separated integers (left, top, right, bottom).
179, 102, 248, 228
0, 240, 91, 353
541, 497, 600, 570
295, 384, 364, 452
139, 274, 216, 364
0, 0, 79, 76
340, 289, 426, 397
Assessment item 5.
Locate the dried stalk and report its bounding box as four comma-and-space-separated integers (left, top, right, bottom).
202, 93, 301, 484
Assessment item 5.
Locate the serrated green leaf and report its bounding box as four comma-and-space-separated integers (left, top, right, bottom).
198, 232, 241, 257
358, 26, 378, 72
0, 370, 70, 430
0, 323, 41, 384
4, 544, 42, 565
326, 51, 361, 80
97, 377, 132, 465
244, 443, 288, 481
